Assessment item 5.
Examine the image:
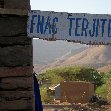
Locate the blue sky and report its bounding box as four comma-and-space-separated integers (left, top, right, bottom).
30, 0, 111, 14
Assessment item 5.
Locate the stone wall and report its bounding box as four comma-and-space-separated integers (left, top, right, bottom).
0, 0, 34, 111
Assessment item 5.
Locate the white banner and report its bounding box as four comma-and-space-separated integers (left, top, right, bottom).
27, 10, 111, 45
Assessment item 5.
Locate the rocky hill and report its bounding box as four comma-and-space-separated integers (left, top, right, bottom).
34, 46, 111, 73
33, 39, 86, 65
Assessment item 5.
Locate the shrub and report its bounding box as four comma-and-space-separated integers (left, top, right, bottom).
40, 86, 53, 103
39, 66, 103, 88
96, 71, 111, 103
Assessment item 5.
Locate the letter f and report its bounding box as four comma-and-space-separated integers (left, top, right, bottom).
30, 15, 37, 33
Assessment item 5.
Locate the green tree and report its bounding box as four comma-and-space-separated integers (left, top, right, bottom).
38, 66, 103, 88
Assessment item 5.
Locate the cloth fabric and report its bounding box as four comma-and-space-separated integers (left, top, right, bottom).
33, 72, 43, 111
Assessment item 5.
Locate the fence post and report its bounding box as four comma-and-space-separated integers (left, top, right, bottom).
0, 0, 34, 111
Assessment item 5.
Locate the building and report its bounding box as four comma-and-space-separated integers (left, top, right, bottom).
60, 81, 94, 103
49, 81, 94, 103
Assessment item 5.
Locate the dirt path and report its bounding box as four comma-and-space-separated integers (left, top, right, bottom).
43, 103, 109, 111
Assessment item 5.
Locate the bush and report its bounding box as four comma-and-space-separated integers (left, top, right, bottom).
96, 71, 111, 103
40, 86, 53, 103
39, 66, 103, 88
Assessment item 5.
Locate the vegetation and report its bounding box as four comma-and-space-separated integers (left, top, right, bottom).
38, 66, 106, 103
96, 71, 111, 103
39, 86, 53, 103
38, 66, 103, 87
37, 66, 111, 106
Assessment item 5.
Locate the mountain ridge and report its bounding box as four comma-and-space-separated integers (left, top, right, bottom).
34, 46, 111, 73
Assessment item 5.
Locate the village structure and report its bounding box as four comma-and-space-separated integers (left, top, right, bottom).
48, 81, 94, 103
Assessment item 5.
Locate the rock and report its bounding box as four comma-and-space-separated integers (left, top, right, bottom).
0, 66, 33, 77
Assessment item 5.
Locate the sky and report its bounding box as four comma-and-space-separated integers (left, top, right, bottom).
30, 0, 111, 14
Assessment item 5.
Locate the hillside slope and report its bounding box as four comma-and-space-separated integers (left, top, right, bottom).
34, 46, 111, 73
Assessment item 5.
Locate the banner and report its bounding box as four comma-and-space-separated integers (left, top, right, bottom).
27, 10, 111, 45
